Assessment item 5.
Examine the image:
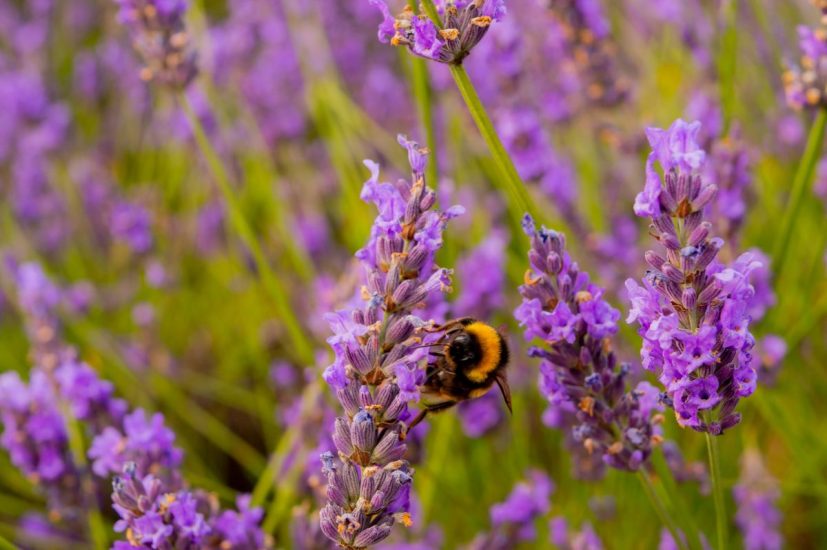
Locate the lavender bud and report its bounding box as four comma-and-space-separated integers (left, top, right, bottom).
682, 287, 697, 310
351, 411, 377, 454
353, 524, 393, 548
333, 418, 354, 456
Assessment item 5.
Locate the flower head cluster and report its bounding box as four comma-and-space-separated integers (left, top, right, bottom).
733, 450, 782, 550
113, 0, 198, 88
784, 18, 827, 110
516, 215, 662, 472
111, 465, 268, 549
371, 0, 507, 64
626, 119, 759, 434
320, 136, 462, 548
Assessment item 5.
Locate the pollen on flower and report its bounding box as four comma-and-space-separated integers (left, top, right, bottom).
575, 290, 593, 303
439, 28, 460, 40
578, 396, 596, 416
471, 16, 492, 27
399, 513, 413, 527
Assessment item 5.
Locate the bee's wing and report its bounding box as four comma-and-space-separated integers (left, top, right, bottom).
495, 373, 513, 414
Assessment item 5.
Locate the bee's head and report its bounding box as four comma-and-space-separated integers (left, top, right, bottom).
447, 330, 481, 368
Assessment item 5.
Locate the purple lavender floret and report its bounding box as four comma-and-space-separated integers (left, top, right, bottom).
733, 450, 783, 550
112, 0, 198, 88
516, 215, 663, 472
626, 119, 759, 435
370, 0, 507, 64
320, 135, 462, 548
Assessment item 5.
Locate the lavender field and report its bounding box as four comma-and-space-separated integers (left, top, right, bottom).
1, 0, 825, 548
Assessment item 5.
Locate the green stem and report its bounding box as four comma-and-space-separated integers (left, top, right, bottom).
420, 0, 443, 28
410, 56, 439, 189
773, 108, 827, 282
0, 534, 19, 550
637, 471, 689, 550
178, 94, 313, 363
447, 64, 535, 225
705, 432, 727, 550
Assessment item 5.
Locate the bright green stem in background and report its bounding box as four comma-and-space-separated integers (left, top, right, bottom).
637, 471, 689, 550
0, 534, 18, 550
773, 108, 827, 281
448, 64, 535, 225
717, 1, 738, 133
179, 94, 313, 363
705, 433, 727, 550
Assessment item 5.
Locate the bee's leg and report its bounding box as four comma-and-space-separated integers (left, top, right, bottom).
402, 409, 429, 437
495, 373, 513, 414
423, 317, 474, 334
401, 402, 457, 439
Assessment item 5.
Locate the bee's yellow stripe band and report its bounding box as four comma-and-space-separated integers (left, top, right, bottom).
464, 322, 501, 383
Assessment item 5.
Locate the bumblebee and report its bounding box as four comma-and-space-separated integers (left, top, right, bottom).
407, 317, 512, 430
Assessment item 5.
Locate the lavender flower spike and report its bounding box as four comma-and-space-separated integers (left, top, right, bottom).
516, 215, 662, 472
113, 0, 198, 88
370, 0, 507, 64
626, 119, 759, 435
320, 135, 463, 548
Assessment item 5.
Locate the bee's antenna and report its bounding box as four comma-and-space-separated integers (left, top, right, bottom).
406, 342, 444, 351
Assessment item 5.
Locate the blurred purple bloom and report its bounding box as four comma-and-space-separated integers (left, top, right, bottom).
784, 25, 827, 109
734, 450, 782, 550
112, 0, 198, 88
550, 516, 604, 549
490, 470, 553, 541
